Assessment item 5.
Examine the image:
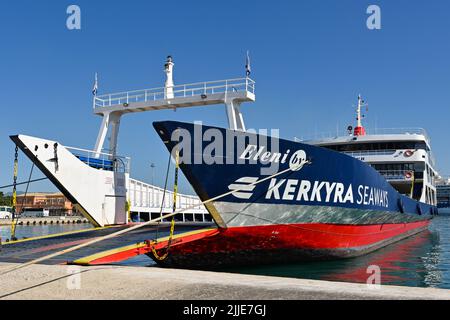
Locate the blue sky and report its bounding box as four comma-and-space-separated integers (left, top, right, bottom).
0, 0, 449, 194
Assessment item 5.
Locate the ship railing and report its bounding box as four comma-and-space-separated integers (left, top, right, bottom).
128, 178, 205, 210
298, 127, 430, 142
93, 77, 255, 108
66, 146, 131, 173
378, 170, 414, 181
343, 149, 397, 158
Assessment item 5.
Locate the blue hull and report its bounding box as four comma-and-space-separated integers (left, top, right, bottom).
153, 121, 436, 228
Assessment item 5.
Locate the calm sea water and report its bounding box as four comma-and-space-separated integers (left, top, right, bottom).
1, 217, 450, 289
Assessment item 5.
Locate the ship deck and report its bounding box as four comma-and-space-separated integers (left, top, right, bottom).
0, 224, 210, 265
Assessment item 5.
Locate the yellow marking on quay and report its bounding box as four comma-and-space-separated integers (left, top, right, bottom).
2, 225, 114, 246
73, 227, 217, 265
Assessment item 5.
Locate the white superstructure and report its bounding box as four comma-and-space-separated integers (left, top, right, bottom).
302, 96, 438, 206
11, 56, 256, 227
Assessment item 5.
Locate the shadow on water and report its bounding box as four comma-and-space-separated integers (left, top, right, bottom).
217, 216, 450, 289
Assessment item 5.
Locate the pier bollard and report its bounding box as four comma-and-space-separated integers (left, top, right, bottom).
26, 221, 30, 225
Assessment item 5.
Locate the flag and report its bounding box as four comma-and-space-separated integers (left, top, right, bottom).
245, 51, 251, 77
92, 73, 98, 96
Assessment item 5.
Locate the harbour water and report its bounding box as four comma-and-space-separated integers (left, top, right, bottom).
1, 216, 449, 289
0, 223, 92, 242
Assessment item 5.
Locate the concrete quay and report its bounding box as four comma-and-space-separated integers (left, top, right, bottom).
0, 262, 449, 300
0, 217, 90, 226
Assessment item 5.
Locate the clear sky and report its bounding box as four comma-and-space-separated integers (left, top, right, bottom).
0, 0, 449, 195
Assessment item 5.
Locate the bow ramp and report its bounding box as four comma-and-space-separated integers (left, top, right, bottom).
10, 134, 129, 227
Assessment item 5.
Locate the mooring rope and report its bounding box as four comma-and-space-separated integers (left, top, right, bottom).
10, 146, 19, 239
151, 149, 179, 260
10, 163, 36, 240
154, 150, 173, 242
0, 178, 48, 190
0, 163, 302, 276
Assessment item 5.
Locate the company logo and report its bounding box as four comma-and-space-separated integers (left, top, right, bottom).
228, 148, 309, 200
240, 145, 309, 170
227, 177, 259, 199
228, 176, 389, 208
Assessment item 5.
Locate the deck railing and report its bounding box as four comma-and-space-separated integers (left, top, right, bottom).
343, 149, 398, 158
67, 146, 131, 173
298, 127, 430, 143
93, 77, 255, 108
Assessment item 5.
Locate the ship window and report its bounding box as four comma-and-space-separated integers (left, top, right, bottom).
372, 163, 414, 171
322, 141, 426, 152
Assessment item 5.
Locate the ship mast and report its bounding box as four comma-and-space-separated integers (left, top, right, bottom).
164, 56, 174, 99
354, 94, 367, 136
92, 56, 255, 158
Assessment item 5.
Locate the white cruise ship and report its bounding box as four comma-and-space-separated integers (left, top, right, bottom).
301, 95, 438, 207
436, 176, 450, 215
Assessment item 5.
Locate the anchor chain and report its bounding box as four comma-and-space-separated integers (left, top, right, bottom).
10, 146, 19, 240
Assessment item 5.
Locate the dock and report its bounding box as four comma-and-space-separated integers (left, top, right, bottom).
0, 217, 89, 226
0, 262, 449, 300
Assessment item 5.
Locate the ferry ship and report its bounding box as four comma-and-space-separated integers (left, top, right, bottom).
437, 177, 450, 215
7, 57, 438, 268
150, 94, 438, 267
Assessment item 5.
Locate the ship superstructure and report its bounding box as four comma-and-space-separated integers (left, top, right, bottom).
9, 56, 255, 227
302, 95, 438, 207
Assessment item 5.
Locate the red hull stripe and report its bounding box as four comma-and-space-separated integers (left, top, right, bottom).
73, 228, 219, 265
74, 221, 430, 265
